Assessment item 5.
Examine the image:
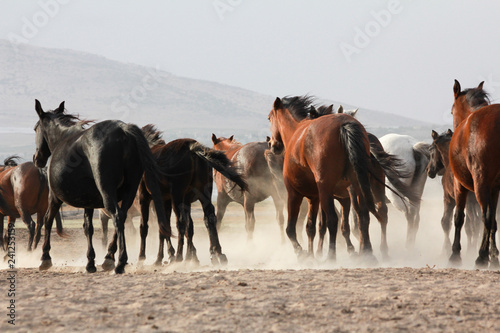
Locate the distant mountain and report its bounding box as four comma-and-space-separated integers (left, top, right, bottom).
0, 40, 438, 160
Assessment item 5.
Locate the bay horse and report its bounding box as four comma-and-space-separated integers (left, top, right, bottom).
33, 100, 171, 274
449, 80, 500, 267
136, 125, 247, 265
268, 96, 414, 260
427, 129, 481, 256
0, 158, 63, 252
211, 135, 285, 241
308, 105, 414, 259
379, 133, 430, 248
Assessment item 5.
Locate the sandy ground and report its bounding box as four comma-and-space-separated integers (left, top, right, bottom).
1, 180, 500, 332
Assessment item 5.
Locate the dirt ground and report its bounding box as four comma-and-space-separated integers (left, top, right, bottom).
1, 180, 500, 332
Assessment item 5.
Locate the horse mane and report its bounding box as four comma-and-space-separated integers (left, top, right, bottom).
462, 88, 490, 110
46, 108, 94, 128
3, 155, 19, 167
281, 95, 315, 121
141, 124, 165, 147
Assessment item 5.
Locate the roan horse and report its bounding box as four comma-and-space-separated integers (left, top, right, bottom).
136, 125, 247, 265
449, 80, 500, 267
211, 135, 285, 241
268, 96, 413, 260
0, 157, 63, 252
33, 100, 171, 274
379, 133, 430, 248
427, 129, 481, 255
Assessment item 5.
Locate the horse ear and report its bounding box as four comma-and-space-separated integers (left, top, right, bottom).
453, 80, 461, 98
35, 99, 45, 118
273, 97, 283, 110
337, 105, 344, 114
325, 105, 333, 114
229, 135, 234, 141
446, 129, 453, 135
477, 81, 485, 90
55, 101, 65, 114
431, 130, 439, 140
352, 108, 359, 117
211, 133, 218, 144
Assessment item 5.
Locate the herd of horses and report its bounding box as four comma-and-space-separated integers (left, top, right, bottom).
1, 80, 498, 274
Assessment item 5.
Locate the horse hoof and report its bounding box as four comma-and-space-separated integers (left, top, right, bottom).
39, 259, 53, 271
489, 258, 500, 269
154, 260, 163, 267
114, 265, 125, 274
475, 256, 489, 269
101, 258, 115, 271
86, 264, 97, 273
218, 253, 227, 266
448, 253, 462, 267
210, 255, 219, 266
360, 253, 378, 266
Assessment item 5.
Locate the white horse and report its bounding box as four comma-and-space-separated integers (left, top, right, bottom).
379, 134, 430, 248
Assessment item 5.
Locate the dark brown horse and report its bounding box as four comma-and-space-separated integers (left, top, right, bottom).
427, 129, 481, 256
0, 158, 63, 252
268, 96, 414, 260
211, 135, 286, 241
136, 126, 247, 265
449, 80, 500, 267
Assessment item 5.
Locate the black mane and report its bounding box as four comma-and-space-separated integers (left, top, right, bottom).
3, 155, 19, 167
281, 95, 315, 121
463, 88, 490, 110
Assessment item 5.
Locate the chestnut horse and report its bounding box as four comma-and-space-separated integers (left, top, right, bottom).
427, 129, 480, 255
0, 158, 63, 252
136, 126, 247, 265
211, 135, 285, 241
449, 80, 500, 267
268, 96, 412, 260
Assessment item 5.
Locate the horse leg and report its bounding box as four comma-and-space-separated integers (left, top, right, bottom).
305, 197, 319, 257
185, 207, 199, 264
0, 215, 4, 251
351, 190, 373, 258
296, 199, 308, 245
270, 192, 286, 243
339, 197, 355, 254
441, 196, 455, 257
285, 188, 305, 256
19, 209, 35, 251
317, 209, 326, 257
39, 193, 62, 271
449, 183, 468, 266
487, 191, 499, 268
138, 190, 152, 262
162, 200, 175, 264
215, 191, 231, 231
200, 192, 227, 265
100, 211, 110, 249
319, 190, 338, 261
102, 231, 118, 271
82, 208, 97, 273
244, 195, 256, 240
405, 203, 419, 249
172, 195, 187, 262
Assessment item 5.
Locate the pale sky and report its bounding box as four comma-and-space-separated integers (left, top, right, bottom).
1, 0, 499, 124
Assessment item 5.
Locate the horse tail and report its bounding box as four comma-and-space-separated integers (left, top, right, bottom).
122, 124, 172, 238
189, 142, 248, 191
368, 136, 421, 204
339, 122, 376, 213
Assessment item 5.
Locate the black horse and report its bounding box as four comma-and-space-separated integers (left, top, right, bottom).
33, 100, 170, 274
136, 125, 247, 265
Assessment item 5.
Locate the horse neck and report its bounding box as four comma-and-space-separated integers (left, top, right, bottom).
276, 111, 301, 150
45, 122, 83, 151
437, 141, 451, 168
452, 103, 473, 129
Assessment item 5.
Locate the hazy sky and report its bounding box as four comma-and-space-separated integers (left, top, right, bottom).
1, 1, 499, 124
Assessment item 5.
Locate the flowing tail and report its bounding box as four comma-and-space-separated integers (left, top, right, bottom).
122, 124, 172, 238
339, 122, 377, 214
189, 142, 248, 191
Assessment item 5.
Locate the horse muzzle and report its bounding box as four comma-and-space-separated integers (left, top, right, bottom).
33, 152, 47, 168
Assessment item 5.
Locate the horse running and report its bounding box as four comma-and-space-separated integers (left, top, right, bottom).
0, 157, 63, 252
33, 100, 170, 274
212, 135, 285, 241
449, 80, 500, 267
379, 133, 430, 248
427, 129, 481, 255
268, 96, 413, 260
136, 126, 247, 265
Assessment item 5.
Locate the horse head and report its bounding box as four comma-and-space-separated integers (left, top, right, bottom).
451, 80, 489, 129
427, 129, 453, 179
268, 98, 286, 155
33, 100, 64, 167
211, 133, 238, 151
